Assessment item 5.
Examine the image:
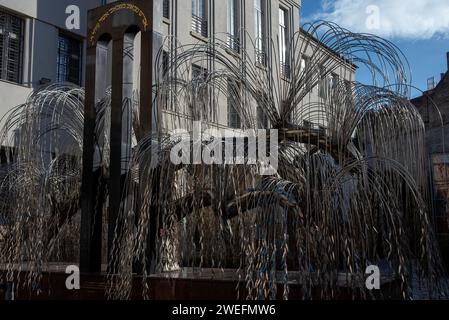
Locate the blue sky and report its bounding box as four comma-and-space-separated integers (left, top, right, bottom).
301, 0, 449, 98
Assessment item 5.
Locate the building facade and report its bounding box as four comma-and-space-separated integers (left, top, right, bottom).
0, 0, 363, 278
1, 0, 355, 133
411, 53, 449, 266
0, 0, 105, 119
155, 0, 355, 130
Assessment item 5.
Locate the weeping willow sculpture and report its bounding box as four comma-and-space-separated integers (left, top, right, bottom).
0, 21, 447, 300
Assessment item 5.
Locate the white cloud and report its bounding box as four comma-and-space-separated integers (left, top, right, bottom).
310, 0, 449, 40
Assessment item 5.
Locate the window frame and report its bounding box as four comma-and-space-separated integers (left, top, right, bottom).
227, 0, 240, 53
56, 31, 83, 86
192, 64, 207, 85
163, 0, 170, 20
257, 105, 269, 129
318, 66, 327, 100
192, 0, 208, 38
279, 7, 290, 78
300, 54, 312, 91
227, 78, 242, 129
254, 0, 266, 66
0, 9, 24, 84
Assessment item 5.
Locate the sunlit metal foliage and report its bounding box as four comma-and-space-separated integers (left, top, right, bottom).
0, 21, 447, 300
0, 84, 85, 285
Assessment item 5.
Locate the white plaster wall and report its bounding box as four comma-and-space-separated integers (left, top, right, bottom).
0, 0, 101, 36
0, 0, 101, 121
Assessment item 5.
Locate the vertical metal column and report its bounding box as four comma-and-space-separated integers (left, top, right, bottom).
80, 45, 103, 273
107, 38, 125, 271
80, 0, 154, 274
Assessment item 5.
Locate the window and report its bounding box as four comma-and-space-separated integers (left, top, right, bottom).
192, 65, 207, 85
300, 55, 309, 74
254, 0, 266, 65
227, 0, 240, 52
227, 79, 241, 128
192, 0, 208, 37
0, 10, 24, 84
162, 51, 169, 77
330, 73, 339, 89
257, 106, 268, 129
344, 80, 353, 94
192, 65, 214, 120
318, 66, 327, 99
57, 33, 82, 86
300, 55, 311, 90
163, 0, 170, 19
192, 65, 207, 98
319, 72, 339, 100
279, 8, 289, 77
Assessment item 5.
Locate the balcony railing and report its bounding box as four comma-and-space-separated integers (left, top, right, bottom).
255, 48, 266, 66
226, 33, 240, 53
192, 14, 208, 38
280, 62, 291, 79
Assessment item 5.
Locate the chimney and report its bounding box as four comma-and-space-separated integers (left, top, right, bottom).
427, 77, 435, 91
